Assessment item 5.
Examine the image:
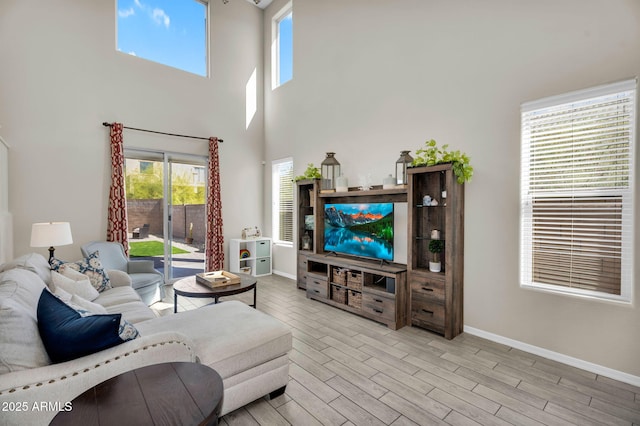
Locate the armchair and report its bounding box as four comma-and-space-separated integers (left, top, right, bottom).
81, 241, 165, 305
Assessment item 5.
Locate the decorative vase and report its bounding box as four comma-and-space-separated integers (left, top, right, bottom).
429, 261, 441, 273
301, 232, 312, 250
382, 174, 396, 189
335, 175, 349, 192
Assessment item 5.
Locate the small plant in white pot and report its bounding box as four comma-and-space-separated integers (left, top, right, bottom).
428, 239, 444, 272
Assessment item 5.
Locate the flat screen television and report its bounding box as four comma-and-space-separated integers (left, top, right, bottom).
324, 203, 394, 261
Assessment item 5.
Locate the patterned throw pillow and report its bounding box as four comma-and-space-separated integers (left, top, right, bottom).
50, 251, 111, 293
37, 290, 139, 363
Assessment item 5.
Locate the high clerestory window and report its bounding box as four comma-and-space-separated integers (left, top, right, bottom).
520, 79, 636, 302
116, 0, 208, 77
271, 2, 293, 89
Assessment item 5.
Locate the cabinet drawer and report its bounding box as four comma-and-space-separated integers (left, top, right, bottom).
410, 276, 445, 301
297, 253, 309, 289
256, 258, 271, 275
255, 240, 271, 257
362, 292, 395, 320
346, 271, 363, 290
307, 273, 328, 299
331, 266, 348, 286
411, 292, 445, 334
297, 270, 307, 289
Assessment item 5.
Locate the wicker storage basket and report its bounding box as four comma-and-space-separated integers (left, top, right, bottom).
347, 290, 362, 309
346, 272, 363, 291
332, 267, 348, 286
331, 284, 347, 304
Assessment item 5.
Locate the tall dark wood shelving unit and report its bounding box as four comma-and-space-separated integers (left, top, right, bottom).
407, 164, 464, 339
296, 179, 321, 290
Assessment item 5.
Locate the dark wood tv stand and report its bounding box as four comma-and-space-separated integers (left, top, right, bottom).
304, 253, 407, 330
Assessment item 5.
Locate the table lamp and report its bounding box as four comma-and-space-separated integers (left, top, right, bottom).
30, 222, 73, 262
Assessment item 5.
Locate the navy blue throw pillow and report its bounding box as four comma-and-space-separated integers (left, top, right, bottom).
37, 290, 124, 363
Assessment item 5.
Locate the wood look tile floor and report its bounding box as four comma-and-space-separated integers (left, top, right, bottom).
154, 274, 640, 426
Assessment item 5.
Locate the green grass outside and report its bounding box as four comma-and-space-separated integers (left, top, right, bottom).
129, 241, 189, 257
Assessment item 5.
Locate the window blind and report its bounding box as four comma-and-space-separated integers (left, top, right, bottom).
273, 159, 294, 243
521, 79, 635, 301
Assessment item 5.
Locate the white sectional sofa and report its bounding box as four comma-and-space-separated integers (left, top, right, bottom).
0, 253, 292, 426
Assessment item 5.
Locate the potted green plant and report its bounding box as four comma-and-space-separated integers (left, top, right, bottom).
294, 163, 322, 181
428, 239, 444, 272
412, 139, 473, 184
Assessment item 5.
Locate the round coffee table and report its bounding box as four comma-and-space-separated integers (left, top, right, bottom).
50, 362, 223, 426
173, 273, 257, 313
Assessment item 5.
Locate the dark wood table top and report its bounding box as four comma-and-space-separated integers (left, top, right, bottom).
50, 362, 223, 426
173, 274, 256, 299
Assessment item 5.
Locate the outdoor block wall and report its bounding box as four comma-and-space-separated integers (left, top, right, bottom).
127, 199, 206, 244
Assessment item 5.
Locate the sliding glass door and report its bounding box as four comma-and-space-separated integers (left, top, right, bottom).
125, 151, 206, 282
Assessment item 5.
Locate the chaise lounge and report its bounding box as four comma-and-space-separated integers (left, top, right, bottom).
0, 253, 292, 426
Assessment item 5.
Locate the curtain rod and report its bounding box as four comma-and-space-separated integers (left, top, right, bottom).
102, 122, 223, 143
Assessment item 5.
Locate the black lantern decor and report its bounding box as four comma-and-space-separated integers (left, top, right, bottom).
321, 152, 341, 191
395, 150, 413, 186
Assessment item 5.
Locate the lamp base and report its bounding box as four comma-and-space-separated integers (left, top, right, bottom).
48, 246, 56, 263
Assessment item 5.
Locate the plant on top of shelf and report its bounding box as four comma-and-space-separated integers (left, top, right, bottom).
411, 139, 473, 184
294, 163, 322, 181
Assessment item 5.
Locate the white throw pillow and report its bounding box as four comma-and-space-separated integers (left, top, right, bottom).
51, 270, 99, 301
69, 294, 108, 315
53, 286, 73, 303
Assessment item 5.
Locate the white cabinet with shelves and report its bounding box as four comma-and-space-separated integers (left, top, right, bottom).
229, 238, 272, 277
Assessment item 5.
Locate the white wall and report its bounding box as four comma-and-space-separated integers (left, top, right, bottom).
0, 0, 264, 266
263, 0, 640, 378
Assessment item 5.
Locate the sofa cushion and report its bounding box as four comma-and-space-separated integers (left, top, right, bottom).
104, 301, 157, 324
37, 290, 138, 363
130, 272, 163, 291
93, 286, 144, 307
70, 294, 109, 315
0, 268, 51, 373
0, 252, 52, 287
51, 270, 99, 301
135, 301, 292, 380
50, 251, 111, 293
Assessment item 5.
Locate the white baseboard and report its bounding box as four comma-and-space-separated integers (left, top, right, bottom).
272, 270, 296, 281
464, 326, 640, 388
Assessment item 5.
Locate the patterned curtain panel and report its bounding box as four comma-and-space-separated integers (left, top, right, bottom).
205, 137, 224, 271
107, 123, 129, 256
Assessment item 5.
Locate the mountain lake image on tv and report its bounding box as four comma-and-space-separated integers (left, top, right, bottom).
324, 203, 394, 261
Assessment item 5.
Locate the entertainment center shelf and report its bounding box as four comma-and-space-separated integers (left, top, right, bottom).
319, 185, 407, 200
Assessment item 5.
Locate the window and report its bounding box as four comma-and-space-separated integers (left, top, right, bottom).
117, 0, 208, 77
271, 2, 293, 89
520, 79, 636, 302
272, 158, 294, 244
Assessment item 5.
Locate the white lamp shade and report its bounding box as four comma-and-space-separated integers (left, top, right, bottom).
30, 222, 73, 247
